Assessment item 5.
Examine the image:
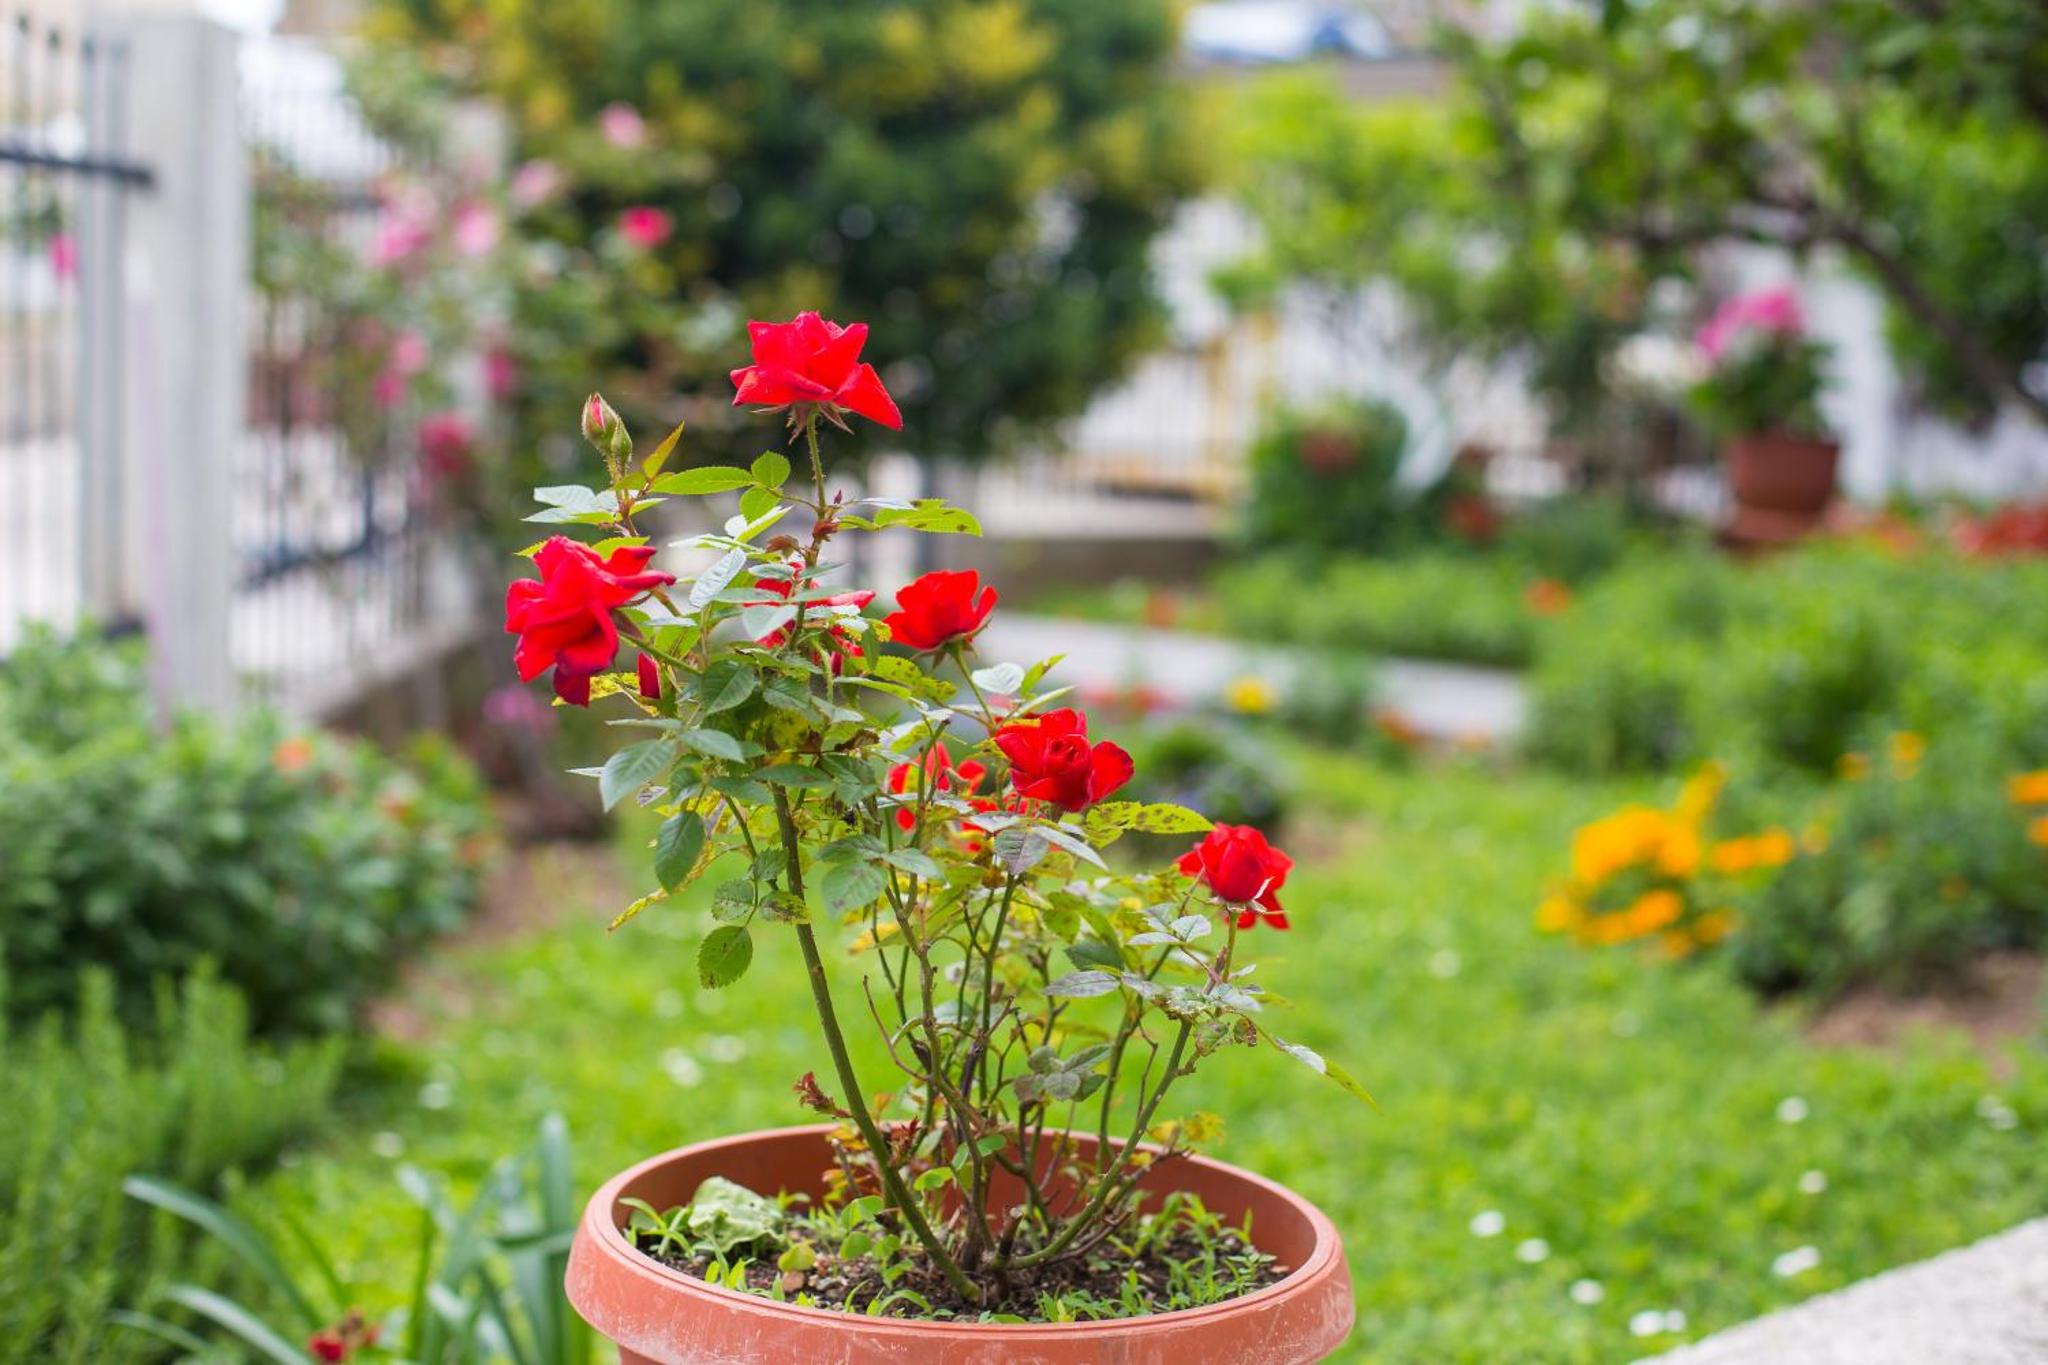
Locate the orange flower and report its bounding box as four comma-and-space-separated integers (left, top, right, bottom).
1571, 806, 1698, 884
2030, 815, 2048, 849
1888, 731, 1925, 774
1836, 752, 1870, 781
1523, 578, 1573, 617
1753, 827, 1796, 867
2008, 770, 2048, 806
272, 737, 316, 774
1624, 889, 1684, 933
1709, 837, 1757, 874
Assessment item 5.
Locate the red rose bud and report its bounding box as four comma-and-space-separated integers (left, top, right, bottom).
636, 652, 662, 701
504, 537, 675, 706
993, 708, 1133, 813
729, 311, 902, 430
580, 392, 631, 463
1178, 824, 1294, 929
882, 569, 997, 652
308, 1334, 348, 1363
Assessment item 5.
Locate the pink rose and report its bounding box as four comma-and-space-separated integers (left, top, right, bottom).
452, 201, 500, 257
48, 232, 77, 282
509, 159, 564, 208
618, 206, 673, 250
599, 102, 646, 149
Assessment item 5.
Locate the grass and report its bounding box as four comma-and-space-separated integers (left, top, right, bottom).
259, 750, 2048, 1363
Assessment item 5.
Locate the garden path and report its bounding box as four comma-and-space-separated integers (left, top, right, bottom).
1645, 1217, 2048, 1364
978, 613, 1528, 742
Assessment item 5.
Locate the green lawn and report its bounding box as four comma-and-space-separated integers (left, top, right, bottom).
264, 751, 2048, 1363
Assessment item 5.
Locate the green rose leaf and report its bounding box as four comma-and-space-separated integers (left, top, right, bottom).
655, 811, 707, 891
678, 727, 748, 762
992, 827, 1050, 875
758, 765, 835, 791
649, 466, 755, 496
527, 485, 621, 525
751, 450, 792, 488
640, 422, 685, 481
738, 485, 780, 524
698, 659, 757, 714
697, 925, 754, 989
711, 878, 756, 924
1042, 970, 1119, 999
822, 860, 888, 915
601, 739, 680, 812
688, 548, 749, 609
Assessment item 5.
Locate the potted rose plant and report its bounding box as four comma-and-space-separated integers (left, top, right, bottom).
1690, 287, 1838, 543
507, 313, 1361, 1361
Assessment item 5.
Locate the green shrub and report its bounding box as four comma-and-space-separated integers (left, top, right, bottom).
1217, 550, 1537, 667
1525, 544, 2048, 776
1495, 493, 1656, 584
1123, 720, 1290, 834
1239, 397, 1432, 554
1721, 743, 2048, 997
0, 629, 494, 1035
0, 967, 343, 1364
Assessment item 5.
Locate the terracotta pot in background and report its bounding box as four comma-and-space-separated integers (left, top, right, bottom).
1724, 431, 1839, 515
566, 1124, 1355, 1364
1722, 431, 1840, 550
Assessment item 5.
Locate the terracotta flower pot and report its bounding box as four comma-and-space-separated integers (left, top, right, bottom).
565, 1124, 1355, 1364
1724, 431, 1839, 516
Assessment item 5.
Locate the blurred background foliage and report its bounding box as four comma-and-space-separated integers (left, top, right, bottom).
362, 0, 1207, 513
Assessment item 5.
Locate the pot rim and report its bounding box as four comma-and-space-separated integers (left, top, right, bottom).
574, 1122, 1346, 1338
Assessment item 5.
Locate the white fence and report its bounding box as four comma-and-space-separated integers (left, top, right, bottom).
1, 12, 476, 718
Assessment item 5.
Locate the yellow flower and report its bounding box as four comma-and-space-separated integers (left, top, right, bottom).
1656, 825, 1703, 877
1223, 675, 1276, 715
1675, 761, 1726, 824
1536, 894, 1584, 933
2008, 770, 2048, 806
1837, 752, 1870, 781
1889, 731, 1925, 774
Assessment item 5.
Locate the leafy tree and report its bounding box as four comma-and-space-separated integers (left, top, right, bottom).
364, 0, 1205, 485
1228, 0, 2048, 436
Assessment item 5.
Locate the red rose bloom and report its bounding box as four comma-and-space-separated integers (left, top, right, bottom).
886, 748, 988, 831
307, 1334, 348, 1363
729, 311, 902, 430
883, 570, 997, 652
1178, 824, 1294, 929
504, 536, 675, 705
994, 708, 1133, 813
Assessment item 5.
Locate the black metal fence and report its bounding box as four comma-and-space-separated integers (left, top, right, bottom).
0, 10, 148, 655
233, 44, 469, 710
